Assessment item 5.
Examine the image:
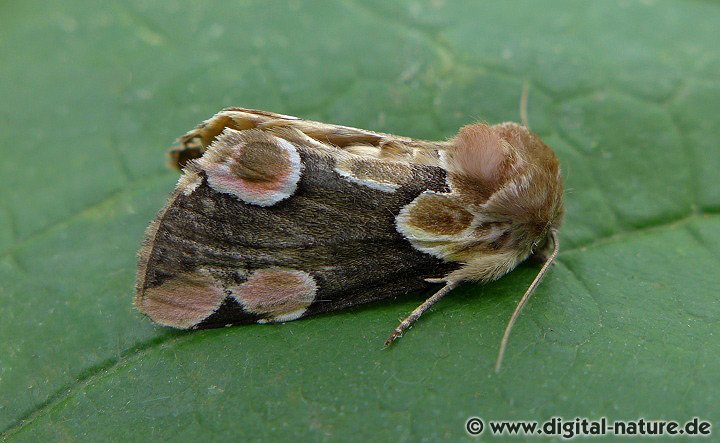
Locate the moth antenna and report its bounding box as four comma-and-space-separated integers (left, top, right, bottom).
494, 229, 559, 372
384, 281, 458, 346
520, 80, 530, 128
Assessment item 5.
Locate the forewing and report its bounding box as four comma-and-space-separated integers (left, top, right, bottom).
169, 107, 450, 170
137, 128, 460, 328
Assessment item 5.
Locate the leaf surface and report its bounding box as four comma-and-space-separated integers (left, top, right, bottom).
1, 0, 719, 441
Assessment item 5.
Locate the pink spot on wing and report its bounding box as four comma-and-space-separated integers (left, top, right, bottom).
139, 271, 226, 329
231, 268, 317, 322
208, 163, 292, 201
200, 130, 303, 207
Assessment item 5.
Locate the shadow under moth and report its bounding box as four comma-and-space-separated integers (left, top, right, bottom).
135, 107, 564, 370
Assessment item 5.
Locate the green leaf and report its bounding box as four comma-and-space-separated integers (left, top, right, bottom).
2, 0, 719, 441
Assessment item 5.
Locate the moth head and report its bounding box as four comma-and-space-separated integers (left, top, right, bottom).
445, 122, 564, 258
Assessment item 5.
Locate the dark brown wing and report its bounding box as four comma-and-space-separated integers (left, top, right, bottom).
136, 128, 460, 329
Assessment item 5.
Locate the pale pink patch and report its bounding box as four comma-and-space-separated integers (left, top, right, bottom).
231, 268, 317, 322
203, 136, 302, 207
206, 163, 292, 202
454, 123, 508, 184
139, 271, 225, 329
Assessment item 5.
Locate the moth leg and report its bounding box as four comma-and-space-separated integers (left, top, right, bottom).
384, 281, 458, 346
527, 234, 557, 265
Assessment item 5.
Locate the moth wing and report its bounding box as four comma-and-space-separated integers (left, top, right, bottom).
170, 107, 450, 169
137, 127, 461, 329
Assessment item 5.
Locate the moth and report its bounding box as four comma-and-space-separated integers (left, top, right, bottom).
135, 107, 564, 370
